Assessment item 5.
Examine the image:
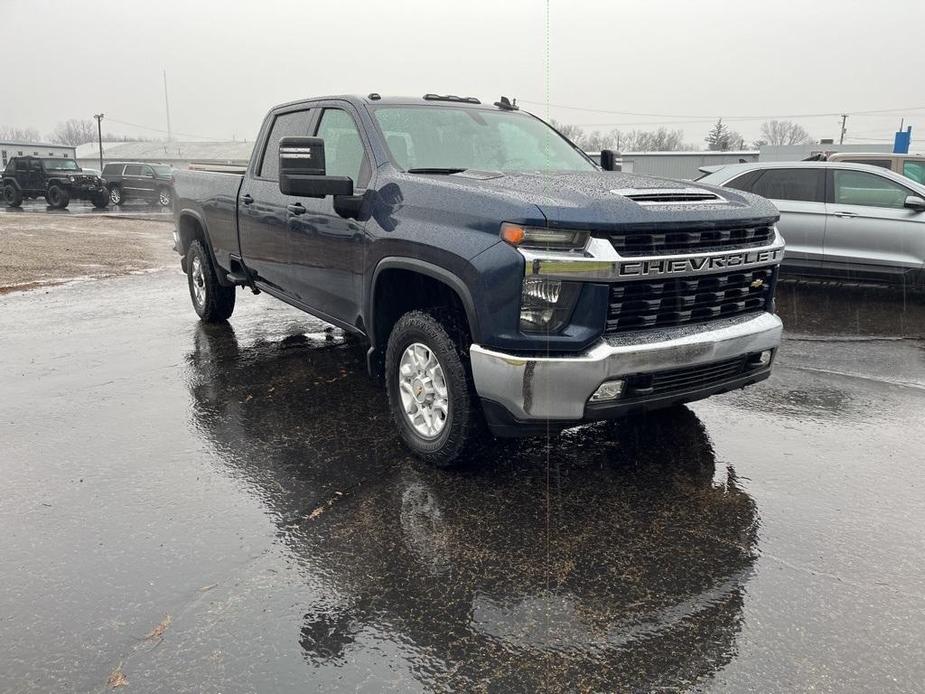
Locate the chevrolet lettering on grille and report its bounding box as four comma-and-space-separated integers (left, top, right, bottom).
617, 248, 784, 278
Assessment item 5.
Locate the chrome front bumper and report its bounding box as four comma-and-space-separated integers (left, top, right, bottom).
470, 312, 783, 421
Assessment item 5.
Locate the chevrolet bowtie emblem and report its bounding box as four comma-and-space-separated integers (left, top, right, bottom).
750, 278, 765, 289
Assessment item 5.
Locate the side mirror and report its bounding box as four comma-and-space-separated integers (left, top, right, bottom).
904, 195, 925, 212
600, 149, 622, 171
279, 136, 353, 198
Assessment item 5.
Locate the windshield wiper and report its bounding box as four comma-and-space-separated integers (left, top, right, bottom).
406, 167, 467, 175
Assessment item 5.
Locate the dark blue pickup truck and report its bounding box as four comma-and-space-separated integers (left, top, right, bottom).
173, 93, 784, 465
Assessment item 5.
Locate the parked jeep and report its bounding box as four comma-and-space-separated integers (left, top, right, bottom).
2, 156, 109, 209
102, 162, 175, 207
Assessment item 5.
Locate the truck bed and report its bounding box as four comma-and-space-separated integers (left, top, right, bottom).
174, 169, 245, 272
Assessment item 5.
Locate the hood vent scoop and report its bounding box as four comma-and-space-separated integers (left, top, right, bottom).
613, 188, 726, 205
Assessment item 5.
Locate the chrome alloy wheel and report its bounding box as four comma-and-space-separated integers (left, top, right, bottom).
190, 255, 206, 307
398, 342, 449, 439
159, 189, 171, 206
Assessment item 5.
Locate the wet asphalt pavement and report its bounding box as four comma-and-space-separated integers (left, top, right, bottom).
1, 272, 924, 692
0, 198, 172, 220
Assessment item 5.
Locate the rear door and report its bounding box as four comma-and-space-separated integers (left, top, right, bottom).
823, 168, 925, 278
287, 104, 372, 324
27, 159, 44, 192
238, 106, 315, 293
122, 164, 146, 200
139, 165, 159, 198
726, 167, 826, 267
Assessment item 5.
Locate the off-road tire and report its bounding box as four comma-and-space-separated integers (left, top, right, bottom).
2, 183, 22, 207
92, 191, 109, 209
108, 185, 123, 205
46, 185, 69, 209
186, 240, 236, 322
385, 310, 484, 467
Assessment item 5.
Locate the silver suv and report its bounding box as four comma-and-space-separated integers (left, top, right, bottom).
699, 161, 925, 289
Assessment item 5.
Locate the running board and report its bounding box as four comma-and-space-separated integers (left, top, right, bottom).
226, 270, 260, 294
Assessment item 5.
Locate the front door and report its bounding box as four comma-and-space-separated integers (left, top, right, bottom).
287, 106, 372, 326
823, 168, 924, 280
238, 107, 315, 293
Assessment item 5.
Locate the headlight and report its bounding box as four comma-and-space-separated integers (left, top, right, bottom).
520, 277, 581, 333
68, 175, 75, 182
500, 223, 589, 251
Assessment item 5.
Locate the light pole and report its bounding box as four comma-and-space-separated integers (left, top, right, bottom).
93, 114, 104, 171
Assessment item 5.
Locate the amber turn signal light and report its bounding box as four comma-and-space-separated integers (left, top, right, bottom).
500, 223, 526, 246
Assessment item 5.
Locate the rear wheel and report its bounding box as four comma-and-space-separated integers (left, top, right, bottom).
108, 185, 123, 205
385, 310, 483, 467
187, 240, 236, 322
46, 185, 69, 209
3, 183, 22, 207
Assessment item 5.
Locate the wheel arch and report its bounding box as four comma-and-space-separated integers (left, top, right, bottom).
367, 257, 481, 378
177, 210, 226, 283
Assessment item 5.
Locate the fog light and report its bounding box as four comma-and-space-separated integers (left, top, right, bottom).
749, 350, 773, 367
590, 379, 625, 402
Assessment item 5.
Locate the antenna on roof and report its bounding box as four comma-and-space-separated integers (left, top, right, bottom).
493, 96, 519, 111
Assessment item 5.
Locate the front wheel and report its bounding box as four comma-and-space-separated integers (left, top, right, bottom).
157, 187, 172, 208
92, 190, 109, 209
46, 185, 69, 209
108, 185, 122, 205
385, 310, 482, 467
186, 240, 236, 322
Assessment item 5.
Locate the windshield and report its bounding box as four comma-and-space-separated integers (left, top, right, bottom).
42, 159, 80, 171
372, 106, 596, 173
152, 165, 172, 176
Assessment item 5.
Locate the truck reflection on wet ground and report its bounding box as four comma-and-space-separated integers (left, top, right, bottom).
186, 322, 759, 691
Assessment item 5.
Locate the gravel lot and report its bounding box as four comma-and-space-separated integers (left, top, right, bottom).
0, 208, 175, 293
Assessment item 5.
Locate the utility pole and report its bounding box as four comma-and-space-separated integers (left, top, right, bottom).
839, 114, 848, 145
163, 69, 173, 142
93, 113, 104, 171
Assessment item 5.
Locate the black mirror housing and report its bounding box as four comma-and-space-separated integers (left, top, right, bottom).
904, 195, 925, 212
600, 149, 622, 171
278, 136, 353, 198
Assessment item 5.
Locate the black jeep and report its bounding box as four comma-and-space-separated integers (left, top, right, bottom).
2, 156, 109, 209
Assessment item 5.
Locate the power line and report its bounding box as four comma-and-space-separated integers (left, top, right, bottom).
105, 116, 226, 141
519, 99, 925, 121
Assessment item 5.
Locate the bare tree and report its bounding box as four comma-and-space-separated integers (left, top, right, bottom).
760, 120, 812, 146
549, 119, 587, 145
49, 119, 98, 146
620, 128, 693, 152
0, 125, 41, 142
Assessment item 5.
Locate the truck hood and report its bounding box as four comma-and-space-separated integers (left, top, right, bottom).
429, 170, 779, 228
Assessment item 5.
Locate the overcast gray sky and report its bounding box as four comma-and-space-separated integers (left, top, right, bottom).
3, 0, 923, 147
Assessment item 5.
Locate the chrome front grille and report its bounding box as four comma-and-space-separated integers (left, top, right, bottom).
605, 266, 776, 334
602, 224, 776, 257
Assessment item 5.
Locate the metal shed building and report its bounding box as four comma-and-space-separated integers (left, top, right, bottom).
1, 141, 76, 168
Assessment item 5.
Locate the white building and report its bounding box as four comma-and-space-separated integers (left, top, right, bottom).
1, 141, 76, 168
75, 140, 255, 171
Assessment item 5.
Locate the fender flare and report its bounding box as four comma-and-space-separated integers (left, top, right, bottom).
368, 256, 482, 348
176, 208, 225, 281
1, 177, 22, 191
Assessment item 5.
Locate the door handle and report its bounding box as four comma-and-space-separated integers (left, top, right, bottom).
287, 203, 306, 215
833, 211, 858, 218
241, 193, 254, 205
